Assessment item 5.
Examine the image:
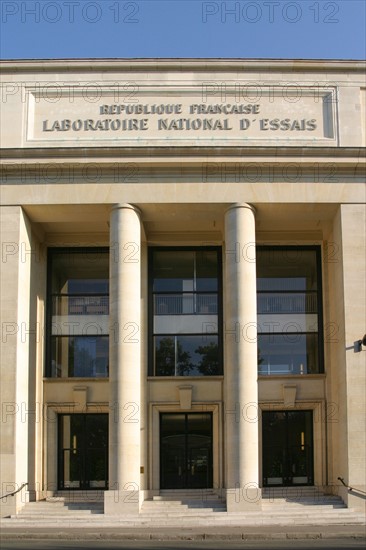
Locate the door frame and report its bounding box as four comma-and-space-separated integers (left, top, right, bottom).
57, 413, 109, 490
45, 404, 109, 496
150, 403, 222, 492
259, 401, 326, 489
262, 409, 314, 487
159, 412, 213, 489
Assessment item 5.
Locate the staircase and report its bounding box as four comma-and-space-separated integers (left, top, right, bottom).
139, 488, 365, 526
141, 489, 226, 517
13, 491, 104, 520
260, 487, 365, 525
6, 487, 365, 526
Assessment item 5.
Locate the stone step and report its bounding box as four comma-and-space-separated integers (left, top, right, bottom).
152, 494, 223, 502
139, 510, 362, 518
48, 500, 104, 503
262, 487, 338, 498
262, 496, 345, 504
15, 507, 362, 516
50, 492, 105, 502
141, 495, 226, 514
144, 490, 225, 513
262, 497, 344, 502
157, 490, 220, 496
262, 506, 347, 511
151, 495, 225, 502
142, 507, 346, 515
18, 510, 104, 515
262, 498, 345, 503
10, 510, 366, 522
53, 494, 105, 497
262, 500, 346, 506
9, 515, 365, 526
11, 490, 364, 527
19, 504, 104, 510
141, 504, 227, 514
141, 505, 227, 514
262, 492, 336, 498
262, 503, 346, 508
15, 516, 103, 521
16, 512, 104, 518
18, 507, 104, 515
17, 499, 104, 517
140, 508, 227, 515
23, 502, 104, 508
146, 498, 224, 504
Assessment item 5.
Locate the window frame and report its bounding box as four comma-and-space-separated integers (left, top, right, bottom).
148, 246, 223, 377
256, 245, 324, 376
45, 247, 109, 378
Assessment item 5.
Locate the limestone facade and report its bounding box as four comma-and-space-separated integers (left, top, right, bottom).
0, 59, 365, 517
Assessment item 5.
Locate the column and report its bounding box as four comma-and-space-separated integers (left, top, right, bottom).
327, 204, 366, 513
224, 203, 261, 511
105, 204, 141, 515
0, 207, 32, 517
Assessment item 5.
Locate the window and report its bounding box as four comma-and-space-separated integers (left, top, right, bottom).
257, 247, 323, 375
46, 248, 109, 378
149, 248, 222, 376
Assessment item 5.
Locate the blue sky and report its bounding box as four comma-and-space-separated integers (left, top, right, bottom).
0, 0, 365, 59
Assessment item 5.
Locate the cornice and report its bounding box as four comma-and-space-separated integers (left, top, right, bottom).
0, 58, 365, 74
1, 146, 365, 169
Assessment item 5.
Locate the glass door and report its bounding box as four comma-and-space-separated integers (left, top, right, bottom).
58, 414, 108, 490
160, 413, 213, 489
262, 410, 313, 486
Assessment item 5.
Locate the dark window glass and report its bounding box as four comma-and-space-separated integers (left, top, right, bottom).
160, 413, 213, 489
52, 294, 109, 317
257, 247, 323, 375
46, 248, 109, 378
150, 248, 222, 376
196, 250, 218, 292
51, 250, 109, 294
262, 410, 313, 486
58, 414, 108, 490
257, 249, 318, 292
153, 251, 194, 292
154, 335, 219, 376
258, 334, 319, 375
51, 336, 109, 378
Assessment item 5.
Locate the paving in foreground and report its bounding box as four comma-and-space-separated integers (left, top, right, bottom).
1, 488, 365, 541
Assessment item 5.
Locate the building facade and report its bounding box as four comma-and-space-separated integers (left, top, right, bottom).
0, 58, 365, 517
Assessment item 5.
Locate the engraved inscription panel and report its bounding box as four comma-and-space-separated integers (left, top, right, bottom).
27, 86, 337, 146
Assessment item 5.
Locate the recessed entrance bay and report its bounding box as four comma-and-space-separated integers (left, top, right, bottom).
160, 413, 213, 490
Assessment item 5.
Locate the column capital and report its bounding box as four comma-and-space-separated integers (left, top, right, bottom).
225, 203, 256, 216
111, 203, 141, 217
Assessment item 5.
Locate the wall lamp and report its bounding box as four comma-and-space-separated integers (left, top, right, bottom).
356, 334, 366, 352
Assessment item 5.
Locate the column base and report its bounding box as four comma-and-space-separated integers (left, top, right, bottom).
25, 490, 35, 503
0, 496, 16, 518
226, 487, 262, 512
104, 490, 141, 515
339, 485, 366, 513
